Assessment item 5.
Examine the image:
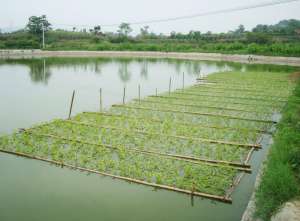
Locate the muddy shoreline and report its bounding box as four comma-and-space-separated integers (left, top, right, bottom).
0, 50, 300, 66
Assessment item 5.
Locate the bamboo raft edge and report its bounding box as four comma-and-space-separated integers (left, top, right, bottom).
0, 148, 232, 203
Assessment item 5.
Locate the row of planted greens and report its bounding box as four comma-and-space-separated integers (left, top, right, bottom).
0, 71, 296, 203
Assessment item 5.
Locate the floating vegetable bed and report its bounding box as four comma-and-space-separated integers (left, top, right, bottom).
0, 71, 296, 203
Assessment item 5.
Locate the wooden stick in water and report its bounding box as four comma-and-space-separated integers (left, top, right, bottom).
138, 84, 141, 104
123, 87, 126, 104
99, 88, 103, 112
68, 90, 75, 119
169, 77, 172, 95
183, 72, 185, 90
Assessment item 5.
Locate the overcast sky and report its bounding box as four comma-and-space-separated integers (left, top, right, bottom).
1, 0, 300, 34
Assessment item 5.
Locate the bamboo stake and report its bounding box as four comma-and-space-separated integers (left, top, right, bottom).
138, 84, 141, 104
83, 111, 270, 134
112, 104, 277, 124
99, 88, 103, 112
133, 99, 270, 115
149, 95, 281, 109
0, 148, 232, 203
182, 72, 185, 90
155, 88, 158, 97
169, 77, 172, 95
174, 92, 286, 103
24, 131, 251, 172
65, 119, 261, 149
68, 90, 75, 119
123, 87, 126, 105
245, 148, 255, 164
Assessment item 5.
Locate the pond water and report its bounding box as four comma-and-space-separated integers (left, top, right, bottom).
0, 57, 295, 221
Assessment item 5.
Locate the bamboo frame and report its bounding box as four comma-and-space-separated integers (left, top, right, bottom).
194, 83, 292, 94
225, 172, 244, 199
244, 148, 255, 165
178, 88, 289, 99
64, 120, 261, 149
83, 112, 272, 134
149, 95, 282, 109
196, 78, 291, 84
133, 98, 270, 115
112, 104, 277, 124
0, 148, 232, 203
23, 130, 252, 172
173, 92, 287, 103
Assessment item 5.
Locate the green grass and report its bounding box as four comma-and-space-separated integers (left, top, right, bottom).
255, 76, 300, 220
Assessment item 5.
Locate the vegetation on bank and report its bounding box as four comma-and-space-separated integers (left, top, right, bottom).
0, 16, 300, 57
255, 74, 300, 220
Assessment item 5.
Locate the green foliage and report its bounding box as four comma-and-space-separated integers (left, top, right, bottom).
26, 15, 51, 35
255, 78, 300, 220
117, 23, 132, 37
1, 18, 300, 55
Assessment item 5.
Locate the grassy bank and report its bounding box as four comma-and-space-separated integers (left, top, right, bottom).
255, 74, 300, 220
45, 41, 300, 57
1, 31, 300, 57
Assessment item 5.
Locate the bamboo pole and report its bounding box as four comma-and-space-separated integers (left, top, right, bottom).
149, 95, 281, 109
138, 84, 141, 104
169, 77, 172, 95
180, 88, 289, 99
196, 78, 290, 84
0, 148, 232, 203
182, 72, 185, 90
244, 148, 255, 164
123, 87, 126, 105
83, 111, 271, 134
155, 88, 158, 97
112, 104, 277, 124
65, 119, 261, 149
194, 83, 290, 93
68, 90, 75, 119
225, 172, 245, 199
99, 88, 103, 112
24, 131, 251, 172
133, 99, 270, 115
174, 92, 286, 103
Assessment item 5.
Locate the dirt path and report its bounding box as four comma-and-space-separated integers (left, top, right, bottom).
1, 50, 300, 67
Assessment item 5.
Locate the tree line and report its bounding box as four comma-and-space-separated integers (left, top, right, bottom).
0, 15, 300, 56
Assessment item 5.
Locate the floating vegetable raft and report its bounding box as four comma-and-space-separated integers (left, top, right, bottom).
0, 71, 296, 203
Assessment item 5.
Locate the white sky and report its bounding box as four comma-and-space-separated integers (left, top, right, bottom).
0, 0, 300, 34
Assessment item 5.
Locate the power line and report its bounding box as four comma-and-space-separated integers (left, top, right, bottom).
53, 0, 300, 28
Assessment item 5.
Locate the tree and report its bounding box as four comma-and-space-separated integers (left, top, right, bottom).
26, 15, 51, 35
94, 25, 101, 35
118, 23, 132, 37
246, 32, 271, 44
140, 26, 149, 37
235, 24, 245, 34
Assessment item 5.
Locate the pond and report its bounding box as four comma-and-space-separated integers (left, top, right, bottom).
0, 57, 295, 221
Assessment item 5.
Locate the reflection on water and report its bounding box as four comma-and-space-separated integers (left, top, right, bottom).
118, 60, 131, 84
0, 57, 295, 85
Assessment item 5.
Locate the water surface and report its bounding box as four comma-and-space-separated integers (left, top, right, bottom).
0, 57, 295, 221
